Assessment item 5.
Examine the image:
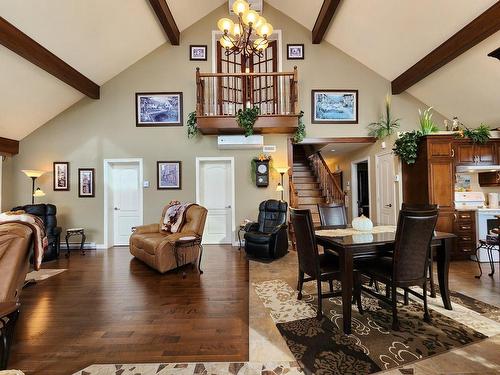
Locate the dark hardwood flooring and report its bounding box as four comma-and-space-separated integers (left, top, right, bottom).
10, 246, 249, 375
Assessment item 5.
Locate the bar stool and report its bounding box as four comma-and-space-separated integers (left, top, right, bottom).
475, 233, 499, 278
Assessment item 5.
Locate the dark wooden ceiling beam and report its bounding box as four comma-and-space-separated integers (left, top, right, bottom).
0, 16, 100, 99
0, 137, 19, 156
312, 0, 341, 44
148, 0, 180, 45
392, 2, 500, 94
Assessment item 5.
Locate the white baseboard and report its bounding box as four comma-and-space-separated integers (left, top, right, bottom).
60, 242, 108, 250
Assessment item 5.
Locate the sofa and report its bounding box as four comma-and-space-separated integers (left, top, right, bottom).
12, 204, 61, 261
129, 204, 208, 273
244, 199, 289, 260
0, 223, 34, 369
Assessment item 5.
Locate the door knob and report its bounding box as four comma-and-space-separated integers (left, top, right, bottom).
114, 207, 120, 211
385, 204, 392, 208
226, 205, 232, 209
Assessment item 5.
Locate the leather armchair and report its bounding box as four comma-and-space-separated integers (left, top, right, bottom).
129, 204, 208, 274
244, 200, 288, 260
12, 204, 61, 261
0, 223, 33, 369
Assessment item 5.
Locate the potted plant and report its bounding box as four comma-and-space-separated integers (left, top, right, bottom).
367, 94, 400, 140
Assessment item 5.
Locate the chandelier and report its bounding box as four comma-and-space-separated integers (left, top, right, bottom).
217, 0, 274, 60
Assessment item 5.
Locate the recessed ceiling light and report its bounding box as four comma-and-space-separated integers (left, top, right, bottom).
331, 149, 335, 152
488, 47, 500, 60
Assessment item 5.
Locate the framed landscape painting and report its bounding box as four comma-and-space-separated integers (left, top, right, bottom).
136, 92, 183, 127
157, 161, 182, 190
311, 89, 358, 124
53, 162, 70, 191
78, 168, 95, 198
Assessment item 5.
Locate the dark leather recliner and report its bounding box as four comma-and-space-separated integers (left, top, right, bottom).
244, 200, 289, 260
12, 204, 62, 261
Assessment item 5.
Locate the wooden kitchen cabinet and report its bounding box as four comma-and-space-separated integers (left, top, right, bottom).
478, 171, 500, 187
454, 140, 496, 166
454, 210, 476, 259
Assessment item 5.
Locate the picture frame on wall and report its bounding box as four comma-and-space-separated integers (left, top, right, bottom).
190, 45, 207, 61
53, 162, 70, 191
78, 168, 95, 198
135, 92, 183, 127
311, 89, 358, 124
157, 161, 182, 190
287, 44, 304, 60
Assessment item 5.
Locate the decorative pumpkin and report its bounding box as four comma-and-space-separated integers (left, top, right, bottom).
352, 215, 373, 232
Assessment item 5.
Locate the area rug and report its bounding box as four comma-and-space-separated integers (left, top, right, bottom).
73, 361, 303, 375
253, 279, 500, 375
25, 268, 67, 282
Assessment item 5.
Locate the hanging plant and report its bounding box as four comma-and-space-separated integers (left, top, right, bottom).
236, 106, 260, 137
250, 153, 272, 182
393, 130, 422, 165
187, 111, 199, 138
292, 111, 306, 143
456, 123, 490, 144
367, 94, 400, 139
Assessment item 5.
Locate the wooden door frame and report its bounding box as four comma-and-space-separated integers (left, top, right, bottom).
375, 150, 397, 225
195, 157, 236, 245
103, 158, 144, 249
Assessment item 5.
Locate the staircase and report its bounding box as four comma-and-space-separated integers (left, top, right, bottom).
291, 149, 327, 227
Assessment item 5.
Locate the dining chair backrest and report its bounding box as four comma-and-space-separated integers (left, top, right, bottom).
393, 207, 438, 284
317, 202, 347, 228
290, 208, 320, 278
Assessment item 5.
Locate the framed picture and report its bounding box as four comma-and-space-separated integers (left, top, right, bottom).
190, 45, 207, 61
311, 89, 358, 124
157, 161, 182, 190
287, 44, 304, 60
135, 92, 183, 127
78, 168, 95, 198
53, 162, 70, 191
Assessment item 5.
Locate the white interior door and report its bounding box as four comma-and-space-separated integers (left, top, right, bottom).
111, 163, 142, 246
376, 152, 397, 225
197, 159, 233, 244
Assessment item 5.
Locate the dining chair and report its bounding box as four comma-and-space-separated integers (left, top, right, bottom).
317, 202, 348, 228
290, 208, 363, 319
356, 206, 438, 330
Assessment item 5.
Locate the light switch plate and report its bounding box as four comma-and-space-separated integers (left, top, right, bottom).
143, 180, 150, 188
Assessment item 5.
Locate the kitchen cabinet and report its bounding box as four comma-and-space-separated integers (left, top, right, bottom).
478, 171, 500, 187
454, 210, 476, 259
454, 140, 496, 166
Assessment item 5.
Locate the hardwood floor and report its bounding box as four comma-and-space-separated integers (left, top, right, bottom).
9, 246, 249, 375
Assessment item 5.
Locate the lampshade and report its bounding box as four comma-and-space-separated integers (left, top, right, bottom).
276, 167, 290, 174
242, 10, 259, 26
253, 16, 266, 30
22, 170, 45, 178
217, 18, 234, 33
219, 36, 234, 49
231, 23, 242, 37
253, 38, 268, 51
33, 188, 46, 197
232, 0, 249, 15
276, 183, 284, 192
257, 22, 273, 37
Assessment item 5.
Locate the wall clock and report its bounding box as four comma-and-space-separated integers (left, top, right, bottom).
255, 160, 269, 187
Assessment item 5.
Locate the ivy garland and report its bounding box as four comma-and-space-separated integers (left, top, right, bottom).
456, 124, 490, 144
393, 130, 422, 165
186, 111, 198, 138
292, 111, 306, 143
236, 106, 260, 137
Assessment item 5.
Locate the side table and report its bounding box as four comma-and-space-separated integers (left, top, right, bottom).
173, 236, 203, 278
65, 228, 86, 257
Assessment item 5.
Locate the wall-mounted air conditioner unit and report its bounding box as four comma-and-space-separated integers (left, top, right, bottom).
217, 135, 264, 150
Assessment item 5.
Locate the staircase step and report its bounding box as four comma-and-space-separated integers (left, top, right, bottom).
298, 204, 320, 213
292, 166, 310, 172
294, 182, 320, 190
293, 162, 308, 167
298, 189, 322, 197
293, 177, 317, 184
293, 171, 314, 177
299, 196, 325, 205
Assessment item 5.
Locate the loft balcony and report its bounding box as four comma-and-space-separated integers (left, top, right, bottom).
195, 67, 300, 135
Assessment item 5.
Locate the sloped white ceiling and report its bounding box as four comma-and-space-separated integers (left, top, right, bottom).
0, 0, 224, 140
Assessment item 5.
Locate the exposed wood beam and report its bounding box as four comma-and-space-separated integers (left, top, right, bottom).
0, 16, 100, 99
148, 0, 180, 45
312, 0, 341, 44
392, 2, 500, 94
0, 137, 19, 156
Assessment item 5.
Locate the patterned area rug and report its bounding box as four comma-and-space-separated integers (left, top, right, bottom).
25, 268, 67, 281
253, 279, 500, 375
74, 362, 303, 375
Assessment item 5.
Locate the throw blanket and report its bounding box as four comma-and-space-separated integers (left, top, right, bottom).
0, 211, 48, 270
162, 201, 193, 233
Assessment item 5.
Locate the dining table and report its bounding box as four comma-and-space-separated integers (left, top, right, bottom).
315, 227, 456, 334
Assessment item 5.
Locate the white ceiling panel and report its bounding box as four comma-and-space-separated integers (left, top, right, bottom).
266, 0, 323, 30
168, 0, 227, 31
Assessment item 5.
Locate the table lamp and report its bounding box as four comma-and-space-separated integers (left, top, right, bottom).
22, 170, 45, 204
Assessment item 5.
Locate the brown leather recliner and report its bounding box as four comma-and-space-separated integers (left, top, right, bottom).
129, 204, 208, 274
0, 223, 34, 370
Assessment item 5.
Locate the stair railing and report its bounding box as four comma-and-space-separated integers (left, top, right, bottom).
289, 174, 299, 208
309, 152, 346, 204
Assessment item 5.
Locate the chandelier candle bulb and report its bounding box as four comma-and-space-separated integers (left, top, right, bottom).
217, 18, 234, 33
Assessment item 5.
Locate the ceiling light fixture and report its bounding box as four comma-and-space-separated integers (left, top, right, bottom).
488, 47, 500, 60
217, 0, 273, 62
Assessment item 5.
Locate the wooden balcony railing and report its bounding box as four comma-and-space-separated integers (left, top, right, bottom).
309, 152, 346, 204
195, 67, 300, 135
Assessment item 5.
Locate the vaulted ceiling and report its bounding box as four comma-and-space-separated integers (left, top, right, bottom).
1, 0, 499, 141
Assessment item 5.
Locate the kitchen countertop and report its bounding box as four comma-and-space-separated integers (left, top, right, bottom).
455, 207, 500, 212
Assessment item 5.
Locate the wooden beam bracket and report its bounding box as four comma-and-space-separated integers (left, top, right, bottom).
0, 137, 19, 156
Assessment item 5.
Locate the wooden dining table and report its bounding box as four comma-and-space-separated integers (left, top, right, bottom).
315, 228, 456, 334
